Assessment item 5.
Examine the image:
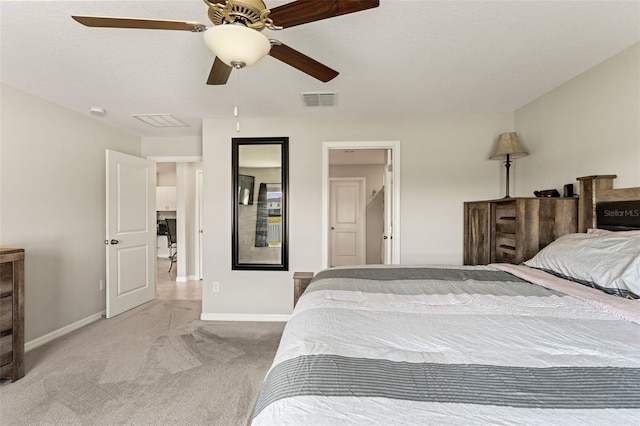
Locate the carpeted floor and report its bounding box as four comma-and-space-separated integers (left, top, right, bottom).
0, 300, 285, 425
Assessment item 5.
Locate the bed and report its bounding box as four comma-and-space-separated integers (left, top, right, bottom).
252, 176, 640, 425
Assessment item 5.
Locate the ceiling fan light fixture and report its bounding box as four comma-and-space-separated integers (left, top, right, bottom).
203, 24, 271, 67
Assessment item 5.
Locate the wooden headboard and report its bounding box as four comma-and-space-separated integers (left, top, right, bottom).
577, 175, 640, 232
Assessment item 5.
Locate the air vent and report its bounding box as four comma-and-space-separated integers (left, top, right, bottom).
301, 92, 337, 107
133, 114, 187, 128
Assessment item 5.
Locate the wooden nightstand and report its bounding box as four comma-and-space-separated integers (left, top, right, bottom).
293, 272, 314, 307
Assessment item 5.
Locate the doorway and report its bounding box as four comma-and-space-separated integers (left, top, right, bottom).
322, 141, 401, 268
152, 159, 203, 300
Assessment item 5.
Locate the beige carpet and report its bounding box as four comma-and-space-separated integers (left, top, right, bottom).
0, 300, 284, 425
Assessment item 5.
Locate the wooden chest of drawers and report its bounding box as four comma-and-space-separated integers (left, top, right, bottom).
0, 247, 25, 382
464, 198, 578, 265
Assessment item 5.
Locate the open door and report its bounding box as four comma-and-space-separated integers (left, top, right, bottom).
382, 149, 393, 264
105, 150, 157, 318
196, 169, 204, 280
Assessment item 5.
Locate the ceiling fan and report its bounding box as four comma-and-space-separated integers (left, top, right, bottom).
72, 0, 380, 85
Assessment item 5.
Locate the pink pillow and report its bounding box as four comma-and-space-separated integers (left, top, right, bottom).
587, 228, 640, 238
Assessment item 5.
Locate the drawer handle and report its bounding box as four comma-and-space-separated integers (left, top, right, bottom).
499, 244, 516, 251
499, 216, 516, 221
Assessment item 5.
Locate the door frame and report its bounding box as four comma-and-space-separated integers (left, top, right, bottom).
195, 169, 204, 280
322, 141, 401, 268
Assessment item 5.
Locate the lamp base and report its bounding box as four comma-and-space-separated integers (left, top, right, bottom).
503, 154, 512, 198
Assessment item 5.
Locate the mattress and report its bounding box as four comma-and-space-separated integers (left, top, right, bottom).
252, 264, 640, 425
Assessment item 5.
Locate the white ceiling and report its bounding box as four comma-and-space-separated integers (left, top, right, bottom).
2, 1, 639, 138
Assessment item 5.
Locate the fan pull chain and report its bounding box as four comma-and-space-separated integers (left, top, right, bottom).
234, 69, 241, 132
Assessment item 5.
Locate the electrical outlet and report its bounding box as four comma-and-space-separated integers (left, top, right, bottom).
212, 281, 220, 293
99, 279, 104, 291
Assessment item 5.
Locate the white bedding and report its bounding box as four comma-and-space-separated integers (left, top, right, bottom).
252, 265, 640, 425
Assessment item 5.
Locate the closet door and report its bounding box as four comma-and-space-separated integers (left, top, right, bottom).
329, 178, 366, 267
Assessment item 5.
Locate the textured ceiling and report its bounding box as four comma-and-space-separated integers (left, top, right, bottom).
1, 0, 639, 138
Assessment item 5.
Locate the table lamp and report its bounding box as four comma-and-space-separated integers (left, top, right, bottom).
490, 132, 528, 198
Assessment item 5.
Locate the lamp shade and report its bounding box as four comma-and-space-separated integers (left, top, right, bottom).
490, 132, 528, 160
203, 24, 271, 67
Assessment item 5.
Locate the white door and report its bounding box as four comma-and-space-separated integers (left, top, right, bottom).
105, 150, 157, 318
329, 178, 366, 267
382, 149, 393, 264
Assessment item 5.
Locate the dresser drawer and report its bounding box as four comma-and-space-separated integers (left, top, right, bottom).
0, 296, 13, 333
494, 203, 517, 234
495, 232, 516, 263
0, 263, 12, 297
0, 334, 12, 366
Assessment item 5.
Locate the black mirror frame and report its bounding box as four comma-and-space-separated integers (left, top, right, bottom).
231, 137, 289, 271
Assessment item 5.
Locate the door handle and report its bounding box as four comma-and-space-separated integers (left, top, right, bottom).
331, 227, 335, 230
110, 239, 119, 245
383, 235, 388, 240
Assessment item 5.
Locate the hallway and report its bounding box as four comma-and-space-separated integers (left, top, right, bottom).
156, 258, 202, 300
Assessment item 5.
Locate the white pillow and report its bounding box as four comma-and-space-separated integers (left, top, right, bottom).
524, 233, 640, 298
587, 228, 640, 238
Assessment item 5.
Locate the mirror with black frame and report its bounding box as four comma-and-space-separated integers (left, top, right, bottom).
232, 137, 288, 270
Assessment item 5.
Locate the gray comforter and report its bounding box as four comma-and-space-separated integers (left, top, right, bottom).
252, 265, 640, 425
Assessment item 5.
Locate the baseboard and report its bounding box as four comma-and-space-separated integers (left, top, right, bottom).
172, 276, 199, 283
200, 313, 291, 322
25, 311, 105, 352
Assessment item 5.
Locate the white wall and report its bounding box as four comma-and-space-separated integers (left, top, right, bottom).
157, 167, 177, 186
201, 113, 514, 318
0, 83, 142, 342
141, 135, 202, 158
515, 43, 640, 194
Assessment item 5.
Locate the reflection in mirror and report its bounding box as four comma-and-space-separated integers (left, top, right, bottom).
232, 137, 288, 270
238, 174, 255, 205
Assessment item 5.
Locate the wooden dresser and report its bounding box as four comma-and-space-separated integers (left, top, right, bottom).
464, 198, 578, 265
0, 247, 25, 382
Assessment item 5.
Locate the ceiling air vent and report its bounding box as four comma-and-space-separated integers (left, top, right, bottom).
301, 92, 337, 107
133, 114, 187, 128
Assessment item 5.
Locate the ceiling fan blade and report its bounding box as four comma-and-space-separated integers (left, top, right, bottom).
71, 16, 206, 31
269, 42, 338, 83
268, 0, 379, 28
207, 57, 233, 85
